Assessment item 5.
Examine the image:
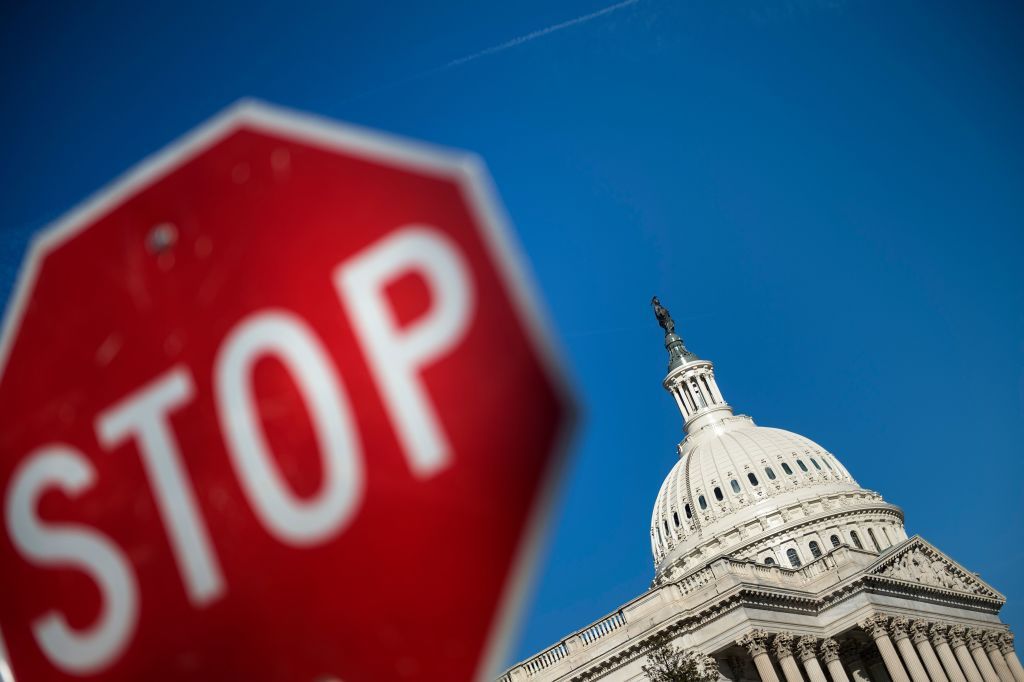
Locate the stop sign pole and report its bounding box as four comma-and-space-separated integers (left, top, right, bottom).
0, 101, 576, 681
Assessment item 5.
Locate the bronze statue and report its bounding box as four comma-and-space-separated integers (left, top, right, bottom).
651, 296, 674, 335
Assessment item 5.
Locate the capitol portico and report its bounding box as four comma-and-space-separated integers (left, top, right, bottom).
499, 299, 1020, 682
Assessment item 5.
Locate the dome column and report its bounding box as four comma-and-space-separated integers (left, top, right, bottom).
950, 627, 987, 682
929, 625, 967, 682
909, 621, 949, 682
997, 633, 1024, 682
773, 633, 808, 682
739, 630, 781, 682
983, 633, 1016, 682
820, 638, 850, 682
967, 629, 1002, 682
860, 615, 911, 682
890, 617, 932, 682
796, 636, 829, 682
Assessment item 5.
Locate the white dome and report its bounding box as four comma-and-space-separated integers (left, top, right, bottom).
650, 413, 900, 576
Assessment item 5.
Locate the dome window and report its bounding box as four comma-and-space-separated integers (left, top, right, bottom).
787, 548, 801, 567
797, 459, 808, 472
748, 473, 759, 486
713, 487, 724, 501
765, 467, 776, 480
764, 557, 775, 566
868, 528, 882, 552
684, 504, 692, 519
672, 511, 680, 527
809, 541, 822, 558
730, 480, 741, 494
698, 496, 707, 510
830, 534, 841, 548
851, 531, 863, 549
663, 520, 670, 537
822, 458, 834, 470
781, 463, 794, 475
810, 458, 821, 470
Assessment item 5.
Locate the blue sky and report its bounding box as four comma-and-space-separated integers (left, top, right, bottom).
2, 0, 1022, 668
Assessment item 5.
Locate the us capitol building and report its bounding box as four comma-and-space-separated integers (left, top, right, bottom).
499, 299, 1021, 682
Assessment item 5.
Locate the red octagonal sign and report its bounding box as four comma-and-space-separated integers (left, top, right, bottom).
0, 102, 575, 682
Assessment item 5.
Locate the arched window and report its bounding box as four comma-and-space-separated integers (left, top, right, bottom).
684, 504, 692, 519
830, 534, 841, 548
673, 511, 680, 527
748, 472, 759, 486
787, 548, 801, 567
663, 520, 670, 537
809, 541, 822, 558
698, 495, 707, 510
868, 528, 882, 552
797, 459, 808, 472
822, 457, 833, 470
782, 463, 794, 475
882, 526, 892, 546
714, 487, 724, 501
851, 531, 863, 549
730, 480, 741, 494
764, 557, 775, 566
765, 467, 776, 480
810, 458, 821, 470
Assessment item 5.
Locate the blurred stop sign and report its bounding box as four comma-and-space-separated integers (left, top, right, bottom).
0, 102, 574, 682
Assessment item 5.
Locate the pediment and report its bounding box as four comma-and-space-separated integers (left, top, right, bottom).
868, 536, 1004, 601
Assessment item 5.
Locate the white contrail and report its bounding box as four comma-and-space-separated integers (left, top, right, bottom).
444, 0, 642, 69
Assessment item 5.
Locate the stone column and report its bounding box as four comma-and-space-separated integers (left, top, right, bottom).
739, 630, 781, 682
909, 620, 949, 682
797, 636, 829, 682
998, 633, 1024, 682
890, 617, 930, 682
861, 615, 912, 682
774, 633, 807, 682
950, 626, 986, 682
841, 640, 875, 682
983, 633, 1015, 682
821, 638, 850, 682
967, 629, 1002, 682
930, 624, 968, 682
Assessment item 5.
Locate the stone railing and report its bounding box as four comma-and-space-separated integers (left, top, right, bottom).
580, 610, 626, 645
500, 553, 851, 679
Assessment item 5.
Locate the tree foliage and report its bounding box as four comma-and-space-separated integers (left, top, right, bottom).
642, 638, 720, 682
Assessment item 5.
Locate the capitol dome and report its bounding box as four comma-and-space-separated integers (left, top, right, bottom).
647, 298, 905, 582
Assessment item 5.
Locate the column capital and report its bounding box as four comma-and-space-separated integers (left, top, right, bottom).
821, 638, 841, 664
930, 624, 950, 648
774, 632, 796, 659
890, 617, 912, 642
982, 632, 1003, 654
738, 629, 770, 657
797, 636, 819, 662
998, 632, 1015, 656
910, 620, 931, 645
965, 628, 986, 652
860, 614, 891, 640
950, 626, 968, 649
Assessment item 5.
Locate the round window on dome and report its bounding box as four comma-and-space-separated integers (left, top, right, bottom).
714, 487, 724, 501
765, 467, 776, 480
781, 463, 794, 475
698, 496, 707, 510
797, 459, 808, 472
730, 480, 741, 494
748, 472, 759, 486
